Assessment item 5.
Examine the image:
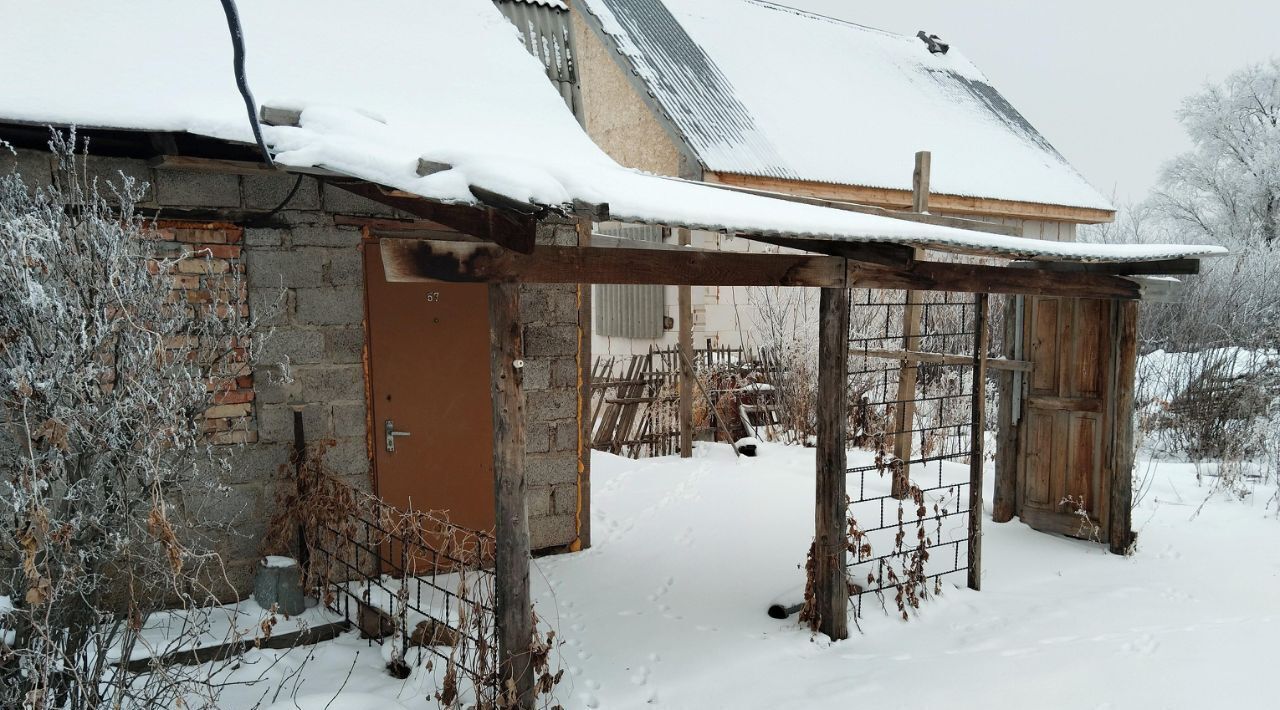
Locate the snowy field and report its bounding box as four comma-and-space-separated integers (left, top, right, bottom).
212, 443, 1278, 709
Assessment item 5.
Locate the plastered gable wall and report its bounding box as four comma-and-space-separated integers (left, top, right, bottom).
3, 147, 587, 598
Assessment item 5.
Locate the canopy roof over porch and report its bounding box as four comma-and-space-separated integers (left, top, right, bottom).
0, 0, 1223, 266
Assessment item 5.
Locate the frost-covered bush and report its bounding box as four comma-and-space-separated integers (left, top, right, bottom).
0, 133, 279, 708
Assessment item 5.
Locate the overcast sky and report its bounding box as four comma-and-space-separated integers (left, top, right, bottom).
795, 0, 1280, 205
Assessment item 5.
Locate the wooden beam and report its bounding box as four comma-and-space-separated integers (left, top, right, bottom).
967, 293, 988, 591
706, 171, 1117, 224
893, 152, 930, 499
1108, 300, 1138, 555
332, 181, 537, 254
380, 239, 848, 288
739, 234, 916, 268
850, 261, 1143, 300
1010, 258, 1201, 276
379, 239, 1147, 299
688, 174, 1024, 237
489, 282, 534, 707
852, 347, 1031, 372
677, 228, 695, 458
815, 284, 850, 641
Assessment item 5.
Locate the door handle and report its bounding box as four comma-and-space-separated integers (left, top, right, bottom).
385, 419, 411, 452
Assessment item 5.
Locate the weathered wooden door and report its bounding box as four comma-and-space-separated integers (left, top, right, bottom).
364, 241, 495, 534
1016, 296, 1114, 538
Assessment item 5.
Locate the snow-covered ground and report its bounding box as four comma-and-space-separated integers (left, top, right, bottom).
210, 443, 1278, 709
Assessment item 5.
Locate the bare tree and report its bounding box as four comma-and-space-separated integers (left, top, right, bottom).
0, 133, 281, 708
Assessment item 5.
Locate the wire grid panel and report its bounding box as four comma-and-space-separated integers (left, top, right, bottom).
846, 289, 980, 620
311, 497, 499, 704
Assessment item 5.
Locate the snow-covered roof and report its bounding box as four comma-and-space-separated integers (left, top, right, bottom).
577, 0, 1114, 212
0, 0, 1217, 263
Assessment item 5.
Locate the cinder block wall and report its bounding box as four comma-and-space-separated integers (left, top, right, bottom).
4, 148, 589, 598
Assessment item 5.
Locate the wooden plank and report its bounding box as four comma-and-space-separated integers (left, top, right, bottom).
488, 282, 534, 707
1026, 395, 1104, 414
912, 150, 932, 213
705, 170, 1117, 224
677, 228, 694, 458
381, 239, 849, 288
992, 296, 1019, 523
333, 182, 537, 254
1011, 258, 1201, 276
968, 293, 988, 591
379, 239, 1145, 299
259, 105, 302, 127
851, 347, 1032, 372
815, 285, 850, 641
121, 620, 351, 674
1108, 301, 1138, 555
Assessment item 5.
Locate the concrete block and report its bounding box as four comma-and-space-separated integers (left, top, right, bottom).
254, 375, 301, 406
525, 453, 577, 487
224, 444, 292, 484
521, 359, 550, 391
323, 437, 370, 476
554, 420, 579, 453
253, 557, 305, 615
526, 387, 576, 422
245, 227, 287, 247
323, 183, 397, 216
247, 249, 325, 289
257, 404, 298, 443
527, 485, 552, 518
332, 400, 367, 437
550, 357, 580, 388
243, 173, 320, 211
1, 148, 53, 187
295, 287, 364, 325
155, 169, 241, 207
86, 156, 154, 203
525, 423, 550, 454
248, 288, 292, 327
327, 248, 363, 286
299, 364, 365, 401
292, 225, 363, 248
529, 514, 575, 550
551, 483, 579, 516
523, 324, 578, 358
324, 327, 365, 364
260, 328, 325, 366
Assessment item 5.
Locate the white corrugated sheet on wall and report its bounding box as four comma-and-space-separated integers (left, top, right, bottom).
594, 224, 665, 338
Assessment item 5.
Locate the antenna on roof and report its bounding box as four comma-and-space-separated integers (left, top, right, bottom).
916, 30, 950, 55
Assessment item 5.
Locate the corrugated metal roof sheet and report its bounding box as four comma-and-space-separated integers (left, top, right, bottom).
578, 0, 1113, 211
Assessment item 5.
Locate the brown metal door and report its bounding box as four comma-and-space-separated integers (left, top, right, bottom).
364, 241, 495, 534
1017, 297, 1113, 538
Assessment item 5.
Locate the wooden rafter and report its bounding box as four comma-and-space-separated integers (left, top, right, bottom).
378, 238, 1158, 300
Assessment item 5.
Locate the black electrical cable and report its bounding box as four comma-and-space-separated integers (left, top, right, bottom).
217, 0, 274, 168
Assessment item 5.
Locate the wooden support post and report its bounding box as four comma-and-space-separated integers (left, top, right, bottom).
677, 228, 694, 458
815, 284, 850, 641
1108, 300, 1139, 555
892, 150, 930, 498
992, 296, 1019, 523
968, 293, 989, 591
488, 282, 534, 708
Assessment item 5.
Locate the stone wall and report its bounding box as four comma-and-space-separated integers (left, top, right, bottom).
3, 147, 589, 597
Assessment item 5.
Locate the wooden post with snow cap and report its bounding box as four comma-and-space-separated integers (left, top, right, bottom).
814, 281, 850, 641
968, 292, 989, 591
891, 151, 930, 498
677, 228, 695, 457
489, 282, 534, 707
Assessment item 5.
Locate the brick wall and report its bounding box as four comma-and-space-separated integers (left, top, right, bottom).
4, 148, 590, 597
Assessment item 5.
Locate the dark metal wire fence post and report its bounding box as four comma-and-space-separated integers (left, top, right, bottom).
968, 293, 988, 591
